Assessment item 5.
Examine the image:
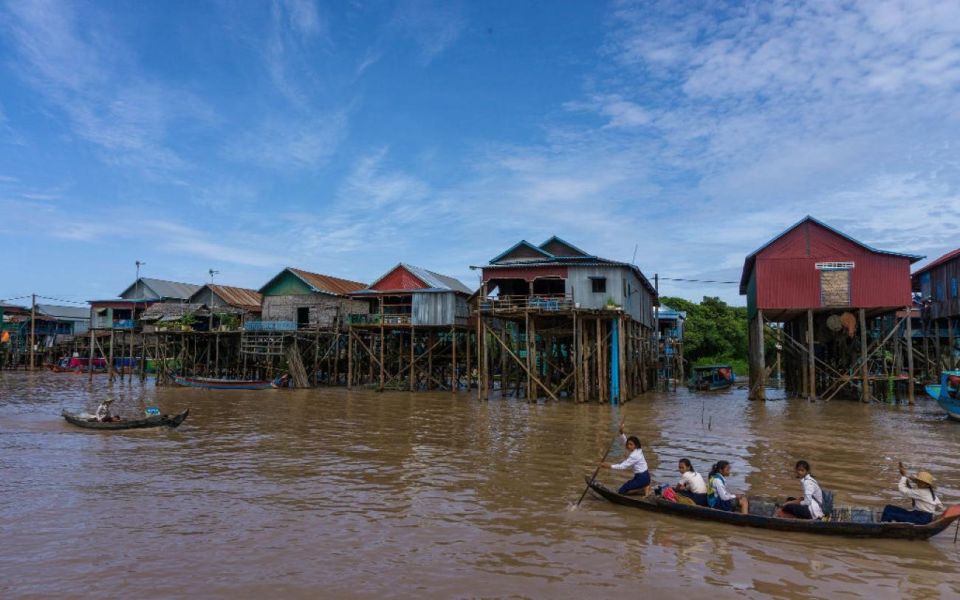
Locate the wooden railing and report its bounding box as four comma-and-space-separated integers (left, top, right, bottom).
348, 313, 412, 326
478, 294, 574, 313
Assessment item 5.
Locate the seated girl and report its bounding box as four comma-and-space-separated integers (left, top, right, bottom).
707, 461, 749, 514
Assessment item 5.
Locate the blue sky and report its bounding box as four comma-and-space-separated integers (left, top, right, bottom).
2, 0, 959, 306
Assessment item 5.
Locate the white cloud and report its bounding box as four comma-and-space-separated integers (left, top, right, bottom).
227, 113, 348, 169
1, 0, 211, 173
391, 0, 465, 63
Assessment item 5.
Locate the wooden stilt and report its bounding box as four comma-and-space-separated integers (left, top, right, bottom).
807, 309, 816, 400
906, 306, 915, 404
451, 327, 457, 393
859, 309, 870, 402
757, 310, 766, 401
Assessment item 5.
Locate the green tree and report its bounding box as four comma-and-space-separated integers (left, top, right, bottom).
660, 295, 749, 372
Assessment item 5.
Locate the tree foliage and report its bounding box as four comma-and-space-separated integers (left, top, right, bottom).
660, 296, 749, 369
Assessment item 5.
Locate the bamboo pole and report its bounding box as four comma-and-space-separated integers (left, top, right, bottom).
410, 326, 415, 392
757, 310, 765, 401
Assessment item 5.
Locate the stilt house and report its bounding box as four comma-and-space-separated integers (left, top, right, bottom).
257, 267, 367, 330
348, 264, 472, 326
476, 236, 658, 403
740, 216, 923, 402
911, 247, 960, 373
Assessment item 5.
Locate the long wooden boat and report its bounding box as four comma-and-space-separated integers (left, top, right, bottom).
687, 364, 736, 391
932, 371, 960, 420
585, 477, 960, 540
173, 376, 274, 390
62, 409, 189, 430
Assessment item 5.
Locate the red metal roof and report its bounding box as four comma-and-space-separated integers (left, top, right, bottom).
912, 248, 960, 277
206, 284, 262, 311
288, 268, 367, 296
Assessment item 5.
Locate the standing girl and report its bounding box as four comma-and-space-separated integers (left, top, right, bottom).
602, 422, 651, 496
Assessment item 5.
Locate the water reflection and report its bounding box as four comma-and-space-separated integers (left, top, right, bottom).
1, 372, 959, 598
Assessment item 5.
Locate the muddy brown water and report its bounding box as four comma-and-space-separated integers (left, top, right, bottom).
2, 372, 959, 599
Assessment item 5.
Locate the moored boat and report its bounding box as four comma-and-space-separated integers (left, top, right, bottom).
932, 371, 960, 420
585, 477, 960, 540
925, 384, 941, 399
62, 409, 189, 430
687, 364, 736, 391
173, 376, 274, 390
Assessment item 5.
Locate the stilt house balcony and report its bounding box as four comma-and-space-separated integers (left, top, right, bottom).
478, 293, 574, 314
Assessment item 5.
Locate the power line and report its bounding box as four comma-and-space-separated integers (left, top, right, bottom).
659, 277, 739, 285
36, 295, 89, 305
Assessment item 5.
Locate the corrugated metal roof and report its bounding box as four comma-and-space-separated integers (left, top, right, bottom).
36, 304, 91, 320
205, 284, 262, 310
361, 264, 474, 295
402, 264, 473, 295
121, 277, 202, 300
913, 247, 960, 277
288, 268, 367, 296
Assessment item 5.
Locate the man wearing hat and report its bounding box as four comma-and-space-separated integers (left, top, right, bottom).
880, 462, 944, 525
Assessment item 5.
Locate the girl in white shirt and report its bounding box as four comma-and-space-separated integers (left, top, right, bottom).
675, 458, 708, 506
707, 461, 749, 514
602, 424, 651, 496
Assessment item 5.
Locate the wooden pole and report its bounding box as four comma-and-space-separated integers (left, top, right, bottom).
756, 310, 766, 401
859, 309, 870, 402
807, 309, 816, 401
347, 329, 354, 390
906, 306, 915, 404
573, 311, 580, 402
379, 297, 385, 392
618, 314, 626, 403
29, 293, 36, 370
451, 326, 457, 393
108, 327, 115, 382
949, 317, 956, 371
410, 326, 415, 392
595, 318, 603, 403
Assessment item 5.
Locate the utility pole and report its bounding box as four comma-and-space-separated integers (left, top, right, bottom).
30, 293, 36, 370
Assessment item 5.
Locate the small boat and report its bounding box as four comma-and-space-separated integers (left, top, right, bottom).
173, 376, 274, 390
931, 371, 960, 420
62, 409, 189, 430
687, 364, 736, 391
925, 384, 941, 399
585, 477, 960, 540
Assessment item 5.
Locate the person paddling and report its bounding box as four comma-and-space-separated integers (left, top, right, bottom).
707, 461, 749, 514
880, 462, 943, 525
780, 460, 824, 520
95, 398, 116, 422
601, 421, 651, 496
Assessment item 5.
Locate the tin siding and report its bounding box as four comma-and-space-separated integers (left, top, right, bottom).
755, 255, 913, 311
373, 266, 428, 291
412, 292, 469, 326
566, 266, 653, 328
917, 256, 960, 319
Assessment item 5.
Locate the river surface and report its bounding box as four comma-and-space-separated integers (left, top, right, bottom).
2, 372, 959, 599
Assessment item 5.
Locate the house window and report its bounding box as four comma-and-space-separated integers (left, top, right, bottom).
297, 307, 310, 327
820, 269, 850, 306
936, 283, 944, 301
952, 277, 958, 298
590, 277, 606, 294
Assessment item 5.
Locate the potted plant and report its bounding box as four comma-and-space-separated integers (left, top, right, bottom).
606, 297, 621, 310
179, 313, 197, 331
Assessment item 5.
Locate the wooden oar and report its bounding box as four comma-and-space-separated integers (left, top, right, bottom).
576, 434, 619, 507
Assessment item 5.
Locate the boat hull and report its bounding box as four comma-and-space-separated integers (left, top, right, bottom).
933, 371, 960, 420
585, 477, 960, 540
62, 409, 189, 430
173, 376, 273, 390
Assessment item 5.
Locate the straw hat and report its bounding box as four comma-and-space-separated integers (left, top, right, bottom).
911, 471, 936, 487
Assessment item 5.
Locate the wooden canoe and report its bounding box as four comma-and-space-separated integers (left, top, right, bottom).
62, 409, 189, 430
585, 477, 960, 540
173, 376, 274, 390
